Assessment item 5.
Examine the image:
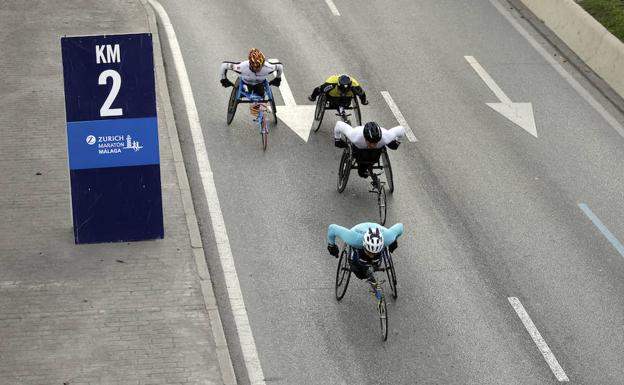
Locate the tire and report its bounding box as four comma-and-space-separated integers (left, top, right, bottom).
270, 97, 278, 125
261, 115, 268, 151
384, 250, 397, 299
312, 93, 326, 132
352, 97, 362, 126
337, 146, 352, 193
378, 295, 388, 341
378, 185, 387, 226
226, 78, 240, 125
381, 149, 394, 193
335, 248, 351, 300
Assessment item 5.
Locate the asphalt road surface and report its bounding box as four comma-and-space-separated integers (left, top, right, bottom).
154, 0, 624, 384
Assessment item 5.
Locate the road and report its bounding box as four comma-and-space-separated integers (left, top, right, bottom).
153, 0, 624, 384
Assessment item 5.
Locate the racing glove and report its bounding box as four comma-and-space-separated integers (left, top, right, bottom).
387, 140, 400, 150
328, 244, 339, 258
308, 94, 316, 102
360, 97, 369, 105
269, 77, 281, 87
334, 139, 347, 148
388, 240, 398, 253
220, 78, 233, 88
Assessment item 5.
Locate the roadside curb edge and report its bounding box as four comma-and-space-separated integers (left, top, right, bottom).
139, 1, 238, 384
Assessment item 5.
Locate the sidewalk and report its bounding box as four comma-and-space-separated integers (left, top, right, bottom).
0, 1, 232, 384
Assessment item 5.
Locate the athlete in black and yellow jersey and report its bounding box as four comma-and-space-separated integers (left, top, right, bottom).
308, 74, 368, 108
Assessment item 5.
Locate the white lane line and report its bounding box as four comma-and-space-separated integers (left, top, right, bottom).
269, 58, 295, 106
380, 91, 418, 142
464, 55, 512, 103
578, 203, 624, 257
148, 1, 266, 384
508, 297, 569, 382
325, 0, 340, 16
489, 0, 624, 138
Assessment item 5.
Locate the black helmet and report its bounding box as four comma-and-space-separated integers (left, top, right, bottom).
363, 122, 382, 143
337, 74, 352, 94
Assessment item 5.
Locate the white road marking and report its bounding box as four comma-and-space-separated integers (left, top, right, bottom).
148, 1, 266, 384
325, 0, 340, 16
269, 57, 316, 142
489, 0, 624, 138
465, 55, 511, 103
465, 55, 537, 137
380, 91, 418, 142
508, 297, 569, 382
578, 203, 624, 258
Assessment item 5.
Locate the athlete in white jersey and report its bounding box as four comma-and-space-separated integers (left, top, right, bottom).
334, 121, 405, 178
220, 48, 283, 97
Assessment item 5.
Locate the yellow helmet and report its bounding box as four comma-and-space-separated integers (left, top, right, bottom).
248, 48, 266, 72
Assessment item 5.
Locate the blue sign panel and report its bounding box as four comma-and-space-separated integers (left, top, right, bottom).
62, 33, 163, 244
67, 117, 159, 170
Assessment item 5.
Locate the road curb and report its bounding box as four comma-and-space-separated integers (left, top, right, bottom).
517, 0, 624, 100
139, 1, 238, 384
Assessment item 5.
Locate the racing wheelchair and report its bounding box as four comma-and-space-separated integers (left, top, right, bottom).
311, 93, 362, 132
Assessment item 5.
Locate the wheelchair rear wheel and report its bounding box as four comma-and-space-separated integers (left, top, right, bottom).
383, 250, 397, 299
381, 149, 394, 193
226, 78, 240, 125
352, 97, 362, 126
312, 93, 326, 132
335, 248, 351, 300
337, 146, 352, 193
269, 97, 278, 125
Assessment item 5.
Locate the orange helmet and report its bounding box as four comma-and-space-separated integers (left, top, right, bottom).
248, 48, 266, 72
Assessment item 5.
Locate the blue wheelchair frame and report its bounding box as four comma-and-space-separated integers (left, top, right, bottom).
233, 79, 274, 104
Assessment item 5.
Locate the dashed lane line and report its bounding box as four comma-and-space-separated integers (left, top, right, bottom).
508, 297, 569, 382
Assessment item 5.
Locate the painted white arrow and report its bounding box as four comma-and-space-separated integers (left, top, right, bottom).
269, 59, 316, 142
465, 56, 537, 138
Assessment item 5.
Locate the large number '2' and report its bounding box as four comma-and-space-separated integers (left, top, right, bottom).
98, 69, 123, 117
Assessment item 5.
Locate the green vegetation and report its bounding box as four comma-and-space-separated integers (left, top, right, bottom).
579, 0, 624, 42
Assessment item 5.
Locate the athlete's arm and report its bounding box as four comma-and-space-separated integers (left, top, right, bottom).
379, 125, 406, 147
334, 121, 360, 141
381, 223, 404, 245
327, 224, 362, 248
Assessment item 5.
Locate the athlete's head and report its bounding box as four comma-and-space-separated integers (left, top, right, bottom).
337, 74, 352, 96
363, 227, 385, 255
248, 48, 266, 72
363, 122, 382, 147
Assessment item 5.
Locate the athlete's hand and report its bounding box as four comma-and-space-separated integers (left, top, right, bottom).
334, 139, 347, 148
360, 98, 369, 105
388, 241, 398, 253
328, 244, 339, 258
269, 77, 281, 87
220, 78, 233, 88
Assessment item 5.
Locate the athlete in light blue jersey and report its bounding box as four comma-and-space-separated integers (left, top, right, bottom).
327, 222, 404, 280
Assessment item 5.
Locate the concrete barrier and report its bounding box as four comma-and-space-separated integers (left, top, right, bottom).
520, 0, 624, 99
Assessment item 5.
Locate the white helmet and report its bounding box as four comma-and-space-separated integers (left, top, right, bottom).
363, 227, 384, 254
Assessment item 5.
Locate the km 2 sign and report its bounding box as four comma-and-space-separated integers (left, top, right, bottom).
61, 33, 163, 244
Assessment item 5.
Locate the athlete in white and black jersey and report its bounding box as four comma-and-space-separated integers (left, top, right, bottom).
219, 48, 283, 97
334, 121, 405, 178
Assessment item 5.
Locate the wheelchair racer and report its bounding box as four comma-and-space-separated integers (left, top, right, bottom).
327, 223, 404, 281
308, 74, 368, 108
334, 120, 405, 179
219, 48, 283, 97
